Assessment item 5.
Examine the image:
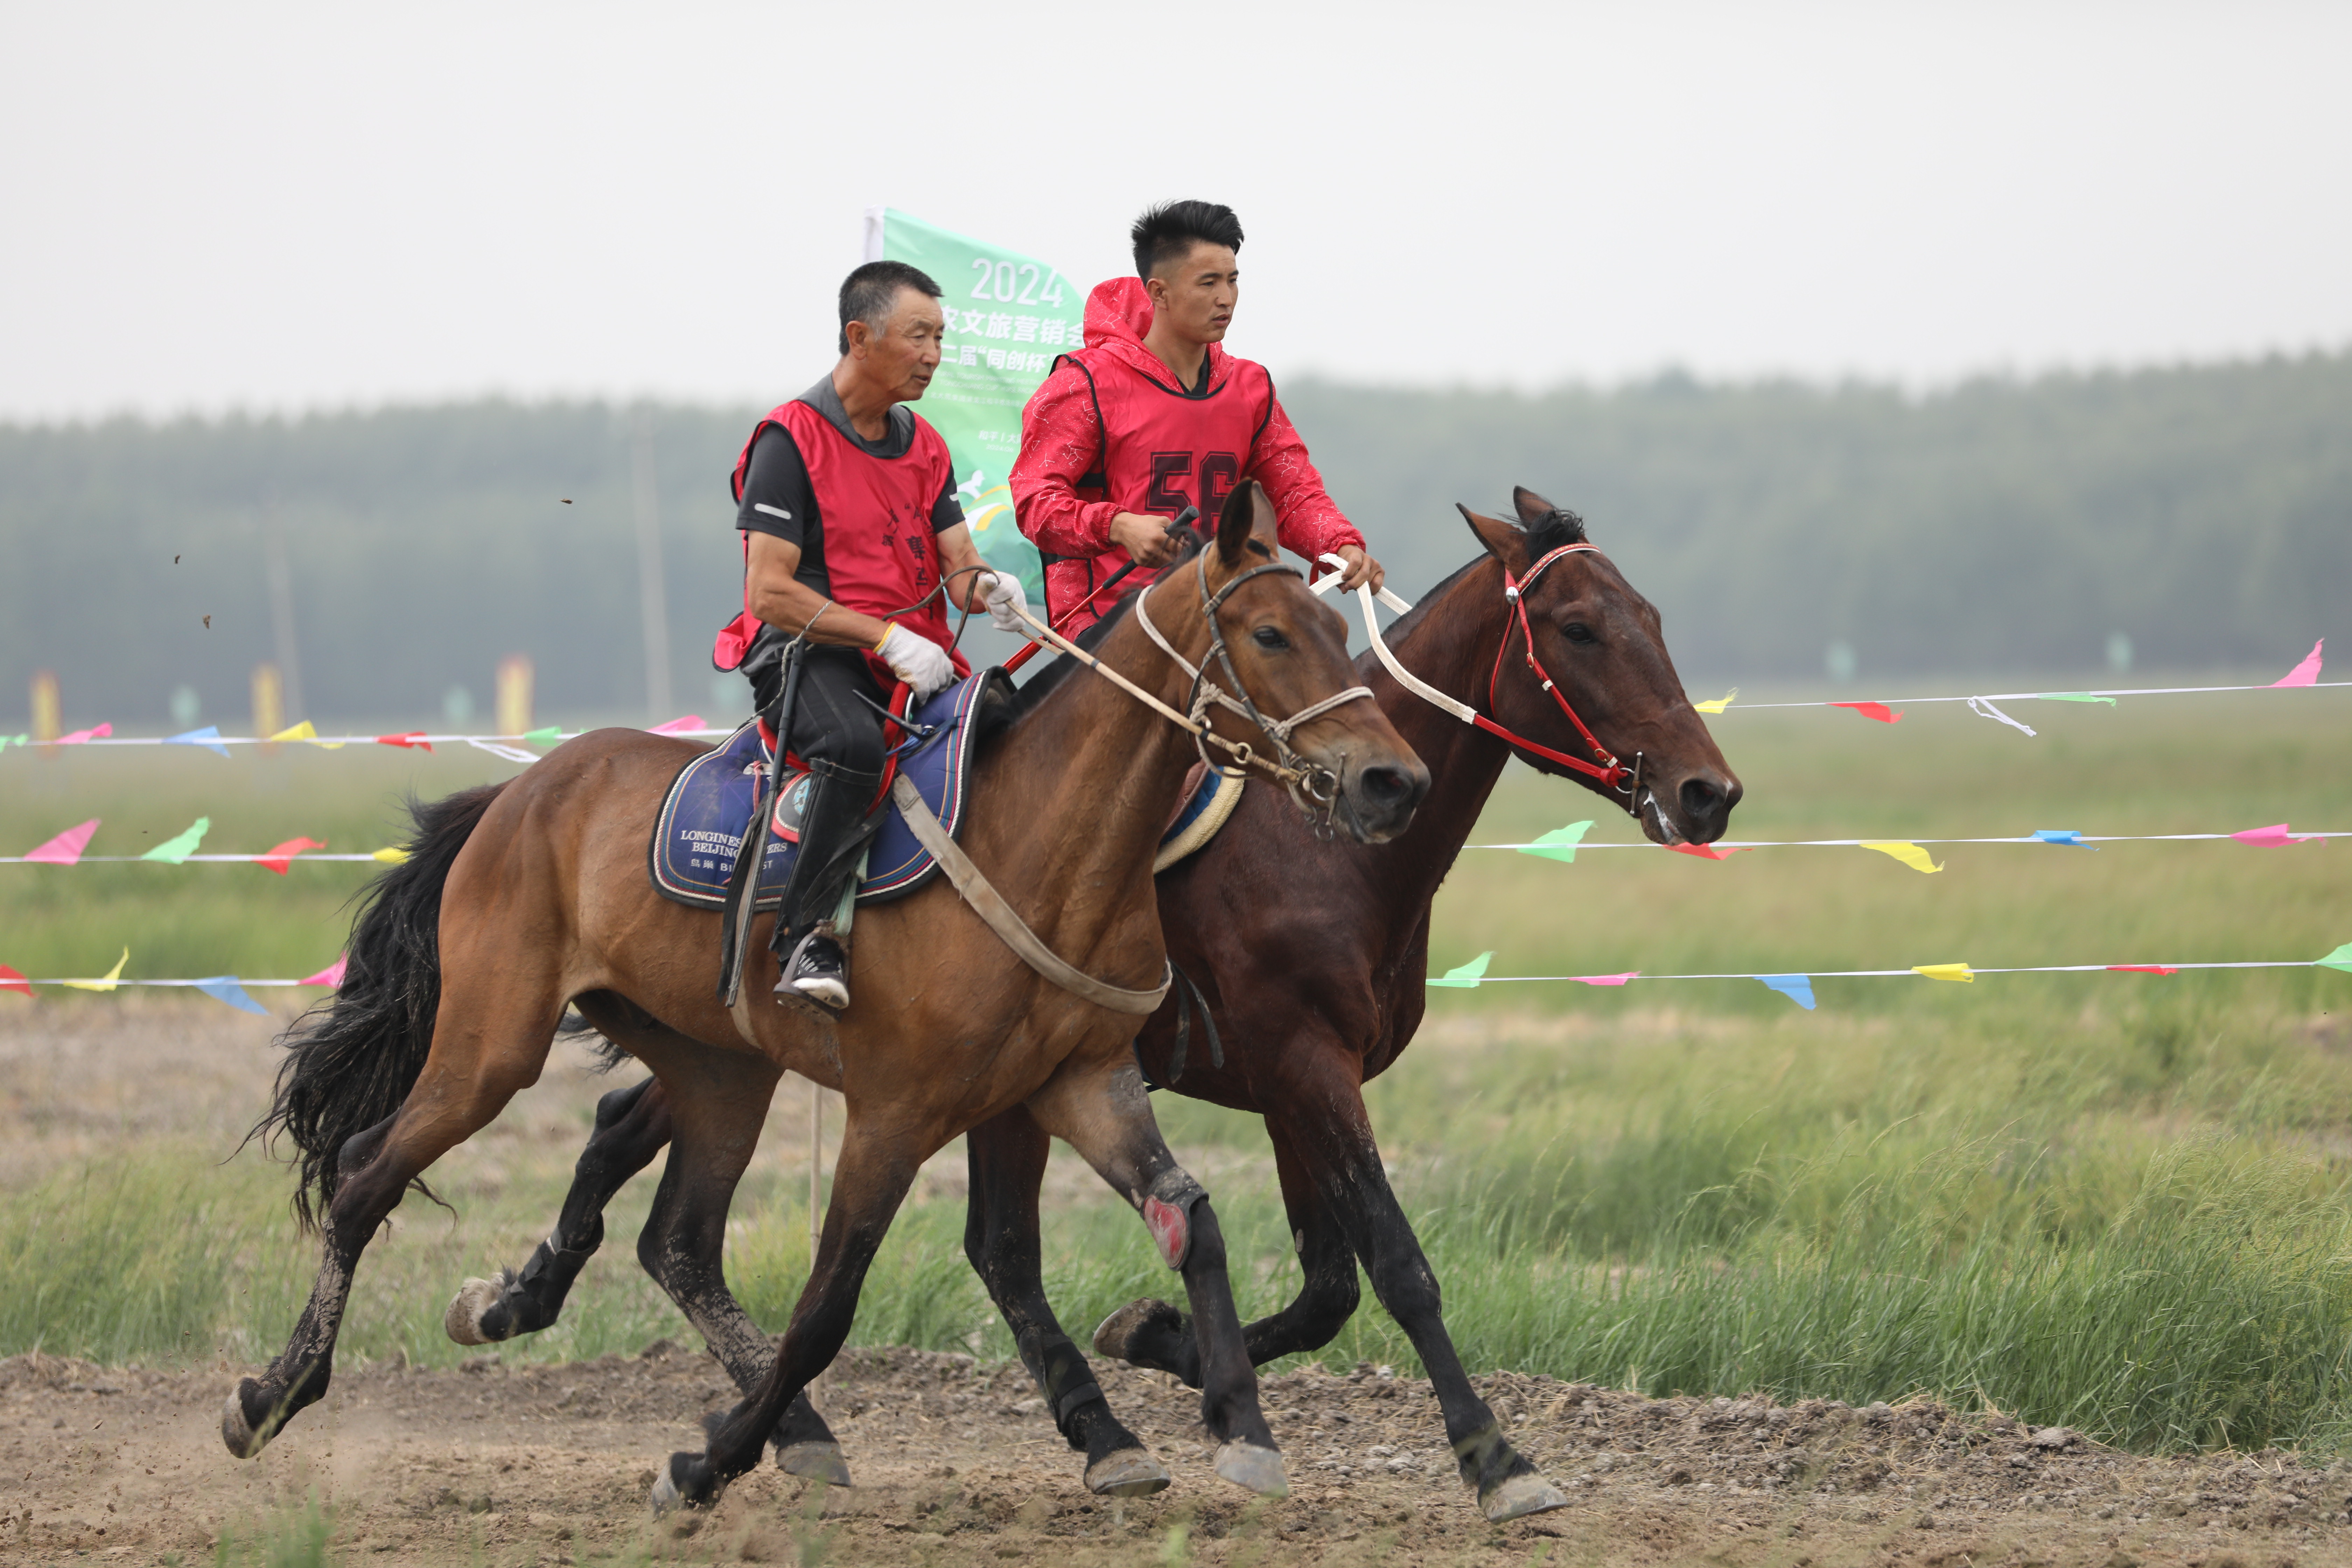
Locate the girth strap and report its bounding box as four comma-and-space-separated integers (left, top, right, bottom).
889, 776, 1172, 1016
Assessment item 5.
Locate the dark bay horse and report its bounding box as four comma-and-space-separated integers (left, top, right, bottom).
226, 482, 1428, 1511
452, 489, 1738, 1522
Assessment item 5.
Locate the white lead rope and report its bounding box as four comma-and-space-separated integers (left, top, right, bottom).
1308, 554, 1481, 725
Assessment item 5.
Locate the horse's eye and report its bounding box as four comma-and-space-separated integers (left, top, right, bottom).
1563, 622, 1598, 645
1252, 626, 1290, 650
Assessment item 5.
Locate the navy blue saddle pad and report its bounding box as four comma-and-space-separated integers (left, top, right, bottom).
649, 672, 1000, 912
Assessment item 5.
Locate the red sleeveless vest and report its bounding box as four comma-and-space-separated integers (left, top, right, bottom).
1050, 346, 1272, 615
713, 399, 965, 687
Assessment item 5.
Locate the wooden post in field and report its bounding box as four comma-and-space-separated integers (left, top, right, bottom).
496, 655, 534, 737
29, 671, 59, 744
252, 664, 283, 753
808, 1078, 823, 1254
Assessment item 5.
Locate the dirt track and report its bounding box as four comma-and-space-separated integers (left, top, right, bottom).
6, 1342, 2349, 1566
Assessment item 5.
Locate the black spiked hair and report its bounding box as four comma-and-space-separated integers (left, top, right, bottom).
1131, 200, 1245, 278
839, 260, 942, 355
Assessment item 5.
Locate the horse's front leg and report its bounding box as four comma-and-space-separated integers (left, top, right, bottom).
656, 1113, 920, 1511
1281, 1048, 1565, 1522
1026, 1056, 1287, 1498
963, 1106, 1169, 1496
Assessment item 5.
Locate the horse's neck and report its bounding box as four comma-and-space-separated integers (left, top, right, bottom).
965, 612, 1206, 942
1359, 561, 1582, 906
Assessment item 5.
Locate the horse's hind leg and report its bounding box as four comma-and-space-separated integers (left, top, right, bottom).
1023, 1058, 1286, 1498
446, 1073, 670, 1346
225, 980, 561, 1457
963, 1106, 1168, 1497
1095, 1118, 1362, 1387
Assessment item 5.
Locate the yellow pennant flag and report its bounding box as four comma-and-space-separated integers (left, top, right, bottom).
1861, 841, 1943, 875
268, 720, 346, 751
63, 947, 130, 992
1913, 962, 1975, 983
371, 846, 411, 864
1693, 687, 1739, 715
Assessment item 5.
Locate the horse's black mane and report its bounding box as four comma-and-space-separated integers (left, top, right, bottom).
1524, 505, 1588, 554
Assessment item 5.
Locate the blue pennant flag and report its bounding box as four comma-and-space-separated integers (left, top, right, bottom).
164, 726, 230, 758
2029, 829, 2096, 849
1757, 974, 1816, 1010
192, 975, 268, 1015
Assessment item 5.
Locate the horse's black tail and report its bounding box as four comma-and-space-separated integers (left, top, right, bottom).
251, 783, 508, 1232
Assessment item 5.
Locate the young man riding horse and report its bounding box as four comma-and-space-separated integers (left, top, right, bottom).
1011, 200, 1384, 630
714, 260, 1028, 1010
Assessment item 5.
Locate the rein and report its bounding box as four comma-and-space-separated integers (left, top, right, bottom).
1311, 546, 1639, 810
1004, 548, 1373, 808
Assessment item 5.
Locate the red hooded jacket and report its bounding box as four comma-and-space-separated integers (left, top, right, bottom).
1010, 277, 1363, 632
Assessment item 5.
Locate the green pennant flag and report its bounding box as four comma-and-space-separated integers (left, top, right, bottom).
1517, 821, 1594, 863
869, 208, 1082, 606
140, 817, 209, 863
2319, 942, 2352, 974
523, 727, 564, 745
1428, 951, 1494, 989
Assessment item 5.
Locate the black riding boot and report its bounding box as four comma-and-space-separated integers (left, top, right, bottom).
770, 758, 883, 1011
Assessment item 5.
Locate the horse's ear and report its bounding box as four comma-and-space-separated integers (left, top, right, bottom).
1217, 479, 1276, 566
1458, 503, 1531, 575
1512, 486, 1564, 526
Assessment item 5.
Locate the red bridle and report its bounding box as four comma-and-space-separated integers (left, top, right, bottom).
1476, 542, 1635, 793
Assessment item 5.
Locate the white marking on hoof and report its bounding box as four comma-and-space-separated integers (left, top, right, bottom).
1480, 1472, 1570, 1523
1085, 1447, 1171, 1498
443, 1276, 505, 1346
1213, 1440, 1288, 1497
775, 1441, 852, 1487
648, 1460, 683, 1515
219, 1387, 262, 1458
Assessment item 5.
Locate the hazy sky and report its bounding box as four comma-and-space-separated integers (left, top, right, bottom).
4, 1, 2347, 420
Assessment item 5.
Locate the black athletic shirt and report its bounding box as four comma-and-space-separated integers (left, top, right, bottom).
735, 376, 964, 599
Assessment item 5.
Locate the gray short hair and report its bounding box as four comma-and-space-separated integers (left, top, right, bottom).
838, 260, 942, 355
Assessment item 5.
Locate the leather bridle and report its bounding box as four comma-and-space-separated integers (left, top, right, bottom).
1481, 542, 1636, 796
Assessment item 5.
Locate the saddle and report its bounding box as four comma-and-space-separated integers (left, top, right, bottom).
646, 670, 1247, 915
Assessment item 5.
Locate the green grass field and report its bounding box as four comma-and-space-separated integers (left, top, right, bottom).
4, 684, 2349, 1454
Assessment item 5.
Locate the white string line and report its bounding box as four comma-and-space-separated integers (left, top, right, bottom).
1469, 831, 2348, 850
15, 728, 732, 748
1455, 961, 2331, 983
0, 854, 395, 864
1718, 681, 2351, 710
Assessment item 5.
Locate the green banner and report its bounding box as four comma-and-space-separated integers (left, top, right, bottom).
868, 207, 1079, 602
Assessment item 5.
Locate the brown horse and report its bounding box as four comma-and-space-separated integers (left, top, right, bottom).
450, 489, 1738, 1522
225, 481, 1429, 1511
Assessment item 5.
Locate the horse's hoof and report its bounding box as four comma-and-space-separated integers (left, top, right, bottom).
1084, 1447, 1171, 1498
443, 1275, 508, 1346
648, 1460, 682, 1515
775, 1441, 852, 1486
1091, 1298, 1182, 1365
219, 1382, 266, 1459
1479, 1472, 1570, 1523
1213, 1440, 1288, 1498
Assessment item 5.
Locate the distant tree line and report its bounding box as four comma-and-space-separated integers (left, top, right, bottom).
2, 350, 2345, 728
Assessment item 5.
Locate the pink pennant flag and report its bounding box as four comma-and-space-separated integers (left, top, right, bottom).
24, 819, 100, 865
2108, 965, 2178, 976
1572, 972, 1640, 986
376, 732, 434, 751
299, 954, 349, 988
0, 964, 29, 996
255, 836, 327, 874
1670, 843, 1753, 861
1830, 702, 1903, 724
2231, 823, 2322, 848
2272, 639, 2324, 688
56, 723, 113, 745
646, 714, 707, 736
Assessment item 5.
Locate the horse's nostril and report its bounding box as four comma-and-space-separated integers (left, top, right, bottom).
1680, 776, 1725, 819
1359, 766, 1411, 806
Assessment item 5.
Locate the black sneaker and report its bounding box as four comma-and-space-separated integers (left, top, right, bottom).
777, 930, 849, 1011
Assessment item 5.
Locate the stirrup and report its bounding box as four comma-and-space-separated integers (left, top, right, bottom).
774, 926, 849, 1011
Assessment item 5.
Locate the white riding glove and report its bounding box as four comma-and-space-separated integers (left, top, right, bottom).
980, 571, 1029, 634
875, 623, 955, 700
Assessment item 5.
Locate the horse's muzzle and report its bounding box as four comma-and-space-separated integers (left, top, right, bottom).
1329, 754, 1430, 844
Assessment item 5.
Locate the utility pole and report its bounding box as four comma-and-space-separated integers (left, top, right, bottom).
261, 499, 306, 722
631, 408, 674, 720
